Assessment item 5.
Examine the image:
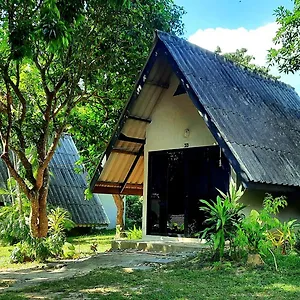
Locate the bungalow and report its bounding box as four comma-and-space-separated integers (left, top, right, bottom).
0, 135, 110, 229
90, 31, 300, 240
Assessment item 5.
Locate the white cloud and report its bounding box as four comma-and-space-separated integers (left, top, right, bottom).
188, 23, 300, 93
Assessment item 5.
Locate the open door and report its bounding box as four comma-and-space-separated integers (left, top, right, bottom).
147, 146, 230, 237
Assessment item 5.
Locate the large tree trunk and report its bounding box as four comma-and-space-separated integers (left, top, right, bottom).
29, 191, 49, 238
29, 169, 49, 238
113, 194, 125, 238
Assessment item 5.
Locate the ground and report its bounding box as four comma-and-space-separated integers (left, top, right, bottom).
1, 231, 300, 299
0, 230, 114, 270
1, 253, 300, 299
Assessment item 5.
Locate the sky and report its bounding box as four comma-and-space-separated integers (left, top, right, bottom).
174, 0, 300, 93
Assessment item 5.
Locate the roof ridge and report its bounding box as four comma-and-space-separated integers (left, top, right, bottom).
156, 30, 295, 92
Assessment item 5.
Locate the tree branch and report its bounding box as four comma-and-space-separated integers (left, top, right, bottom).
0, 153, 31, 199
35, 126, 65, 191
3, 72, 27, 123
11, 147, 36, 186
33, 53, 50, 96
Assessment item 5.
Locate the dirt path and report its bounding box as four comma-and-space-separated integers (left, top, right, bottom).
0, 251, 187, 292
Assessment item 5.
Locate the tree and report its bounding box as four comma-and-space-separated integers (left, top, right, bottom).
0, 0, 184, 238
268, 1, 300, 74
69, 0, 185, 175
215, 47, 278, 79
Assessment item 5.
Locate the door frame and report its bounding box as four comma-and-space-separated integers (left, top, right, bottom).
146, 146, 230, 237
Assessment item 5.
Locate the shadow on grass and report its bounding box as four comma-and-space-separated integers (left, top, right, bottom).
2, 257, 300, 300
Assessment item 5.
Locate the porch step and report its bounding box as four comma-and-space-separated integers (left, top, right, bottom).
111, 240, 207, 254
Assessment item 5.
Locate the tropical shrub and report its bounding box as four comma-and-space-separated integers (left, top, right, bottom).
125, 196, 143, 229
199, 181, 246, 261
9, 207, 75, 263
127, 225, 143, 240
62, 242, 76, 258
238, 194, 298, 256
0, 200, 31, 245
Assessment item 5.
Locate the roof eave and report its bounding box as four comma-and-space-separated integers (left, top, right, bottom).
90, 35, 163, 192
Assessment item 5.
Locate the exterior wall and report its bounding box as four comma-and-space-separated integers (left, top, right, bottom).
142, 74, 217, 239
240, 189, 300, 221
96, 194, 118, 229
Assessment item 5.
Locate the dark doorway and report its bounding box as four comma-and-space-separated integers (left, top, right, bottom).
147, 146, 230, 237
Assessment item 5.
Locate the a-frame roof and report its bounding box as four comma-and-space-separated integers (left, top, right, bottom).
91, 31, 300, 194
0, 135, 109, 227
48, 135, 109, 226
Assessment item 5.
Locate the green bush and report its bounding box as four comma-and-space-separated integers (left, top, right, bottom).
9, 207, 75, 263
127, 225, 142, 240
62, 242, 76, 258
237, 194, 298, 256
199, 181, 246, 261
0, 200, 31, 245
125, 196, 142, 229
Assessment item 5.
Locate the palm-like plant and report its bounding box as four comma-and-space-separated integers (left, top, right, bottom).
200, 181, 246, 261
48, 207, 75, 235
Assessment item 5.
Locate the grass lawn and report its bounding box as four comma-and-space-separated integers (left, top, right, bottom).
0, 229, 114, 270
2, 253, 300, 299
0, 245, 42, 271
66, 229, 115, 256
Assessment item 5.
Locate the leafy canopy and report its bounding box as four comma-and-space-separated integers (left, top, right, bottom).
0, 0, 184, 237
68, 0, 185, 175
269, 0, 300, 74
215, 47, 279, 79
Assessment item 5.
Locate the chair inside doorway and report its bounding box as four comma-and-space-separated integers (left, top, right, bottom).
147, 146, 230, 238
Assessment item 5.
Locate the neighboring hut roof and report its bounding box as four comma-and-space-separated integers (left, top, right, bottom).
91, 31, 300, 193
0, 135, 109, 227
48, 135, 109, 226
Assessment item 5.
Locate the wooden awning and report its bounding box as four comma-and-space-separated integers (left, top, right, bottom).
90, 43, 172, 195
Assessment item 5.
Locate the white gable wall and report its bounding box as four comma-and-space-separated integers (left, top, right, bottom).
142, 74, 217, 239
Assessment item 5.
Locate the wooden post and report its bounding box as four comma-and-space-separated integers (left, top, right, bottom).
113, 194, 126, 238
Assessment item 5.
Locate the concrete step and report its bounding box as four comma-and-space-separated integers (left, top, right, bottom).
111, 239, 207, 254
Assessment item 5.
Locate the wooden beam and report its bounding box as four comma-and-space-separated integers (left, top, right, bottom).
119, 133, 145, 144
173, 83, 186, 96
127, 115, 151, 123
120, 145, 144, 194
146, 80, 169, 89
112, 148, 143, 156
93, 185, 143, 196
95, 181, 143, 189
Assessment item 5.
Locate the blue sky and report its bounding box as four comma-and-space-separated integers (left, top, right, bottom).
174, 0, 299, 92
175, 0, 293, 37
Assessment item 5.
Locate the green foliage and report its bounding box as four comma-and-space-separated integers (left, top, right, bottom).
62, 242, 76, 258
125, 195, 143, 229
0, 200, 31, 245
200, 181, 246, 261
215, 47, 279, 79
69, 0, 185, 175
269, 1, 300, 74
236, 194, 298, 256
48, 207, 75, 234
10, 238, 50, 263
127, 225, 142, 240
9, 207, 75, 262
294, 230, 300, 255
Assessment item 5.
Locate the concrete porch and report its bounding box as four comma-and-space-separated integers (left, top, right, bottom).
111, 239, 208, 254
